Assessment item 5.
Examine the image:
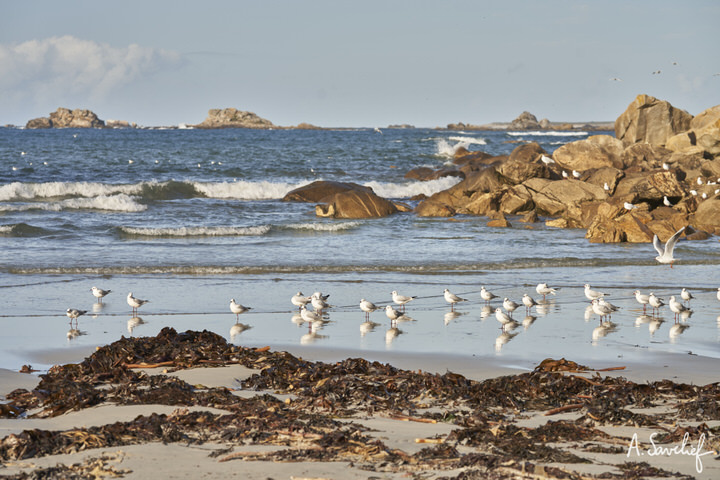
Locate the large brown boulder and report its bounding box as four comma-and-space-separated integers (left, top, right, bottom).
621, 143, 673, 170
524, 178, 607, 222
552, 135, 624, 171
315, 189, 398, 219
615, 94, 693, 147
415, 200, 456, 217
461, 185, 534, 216
691, 197, 720, 235
283, 181, 372, 202
614, 170, 686, 202
495, 143, 554, 184
25, 117, 52, 129
424, 169, 507, 210
404, 166, 463, 181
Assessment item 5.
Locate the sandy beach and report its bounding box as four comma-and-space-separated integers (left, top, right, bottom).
1, 329, 718, 480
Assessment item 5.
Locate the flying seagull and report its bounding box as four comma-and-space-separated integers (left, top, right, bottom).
653, 227, 685, 268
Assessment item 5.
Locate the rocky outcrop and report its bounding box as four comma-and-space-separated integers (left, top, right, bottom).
195, 108, 275, 129
26, 108, 105, 129
615, 94, 693, 147
284, 181, 400, 219
553, 135, 624, 171
410, 95, 720, 244
510, 111, 541, 130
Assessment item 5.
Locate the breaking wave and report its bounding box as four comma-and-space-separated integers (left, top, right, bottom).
119, 225, 272, 237
365, 176, 461, 198
506, 131, 589, 137
0, 194, 146, 212
0, 223, 53, 237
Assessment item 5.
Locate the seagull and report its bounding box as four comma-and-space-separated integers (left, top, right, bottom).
584, 284, 608, 302
717, 287, 720, 302
540, 155, 555, 164
562, 170, 568, 178
598, 297, 620, 317
385, 304, 404, 325
624, 202, 636, 210
697, 177, 704, 185
662, 162, 670, 170
495, 308, 518, 332
127, 292, 149, 314
680, 288, 694, 305
291, 292, 311, 311
480, 286, 498, 303
536, 283, 558, 299
312, 291, 330, 302
669, 295, 692, 321
603, 182, 610, 191
591, 299, 613, 323
230, 299, 251, 320
653, 227, 685, 267
663, 196, 673, 207
648, 292, 665, 314
634, 290, 650, 314
502, 298, 520, 317
572, 170, 581, 178
91, 286, 111, 303
311, 292, 332, 313
300, 305, 325, 324
391, 290, 416, 311
443, 289, 467, 311
522, 293, 539, 313
610, 77, 622, 81
690, 190, 698, 196
66, 308, 87, 320
360, 298, 380, 319
374, 127, 383, 135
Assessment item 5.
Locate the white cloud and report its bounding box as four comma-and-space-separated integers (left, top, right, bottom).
0, 36, 183, 106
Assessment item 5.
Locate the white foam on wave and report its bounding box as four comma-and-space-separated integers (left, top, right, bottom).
364, 176, 461, 199
448, 136, 487, 145
435, 139, 467, 158
0, 181, 140, 201
120, 225, 271, 236
192, 180, 313, 200
506, 131, 588, 137
285, 221, 362, 232
0, 194, 146, 213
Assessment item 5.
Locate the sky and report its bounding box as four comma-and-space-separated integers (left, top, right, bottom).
1, 0, 719, 128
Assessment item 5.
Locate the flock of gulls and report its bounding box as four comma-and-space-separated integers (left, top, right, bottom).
62, 279, 720, 349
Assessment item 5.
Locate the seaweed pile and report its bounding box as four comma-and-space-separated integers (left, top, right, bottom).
1, 327, 719, 479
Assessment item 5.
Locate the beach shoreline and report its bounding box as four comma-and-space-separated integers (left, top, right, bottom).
1, 330, 719, 479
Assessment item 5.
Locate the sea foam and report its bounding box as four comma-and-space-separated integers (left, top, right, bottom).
364, 176, 461, 199
0, 194, 146, 212
119, 225, 271, 237
191, 180, 313, 200
506, 131, 589, 137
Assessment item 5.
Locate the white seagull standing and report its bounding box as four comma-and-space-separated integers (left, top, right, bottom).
385, 304, 404, 326
360, 298, 380, 320
590, 299, 613, 323
391, 290, 416, 311
648, 292, 665, 315
66, 308, 87, 321
522, 293, 539, 313
311, 292, 332, 313
291, 292, 311, 311
91, 286, 111, 303
536, 283, 557, 299
443, 289, 467, 311
540, 155, 555, 164
480, 286, 498, 303
495, 308, 518, 332
680, 288, 694, 305
502, 297, 520, 317
663, 196, 673, 207
634, 290, 650, 314
127, 292, 149, 315
653, 227, 685, 267
668, 296, 692, 321
584, 284, 608, 302
230, 299, 251, 321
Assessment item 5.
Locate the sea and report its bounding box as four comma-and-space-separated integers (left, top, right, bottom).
1, 126, 719, 372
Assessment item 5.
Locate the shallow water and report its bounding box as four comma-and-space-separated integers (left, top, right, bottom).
1, 127, 719, 371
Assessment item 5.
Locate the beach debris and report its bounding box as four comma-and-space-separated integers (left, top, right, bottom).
1, 330, 717, 479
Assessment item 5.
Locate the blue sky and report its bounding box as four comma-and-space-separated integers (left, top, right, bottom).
1, 0, 718, 127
